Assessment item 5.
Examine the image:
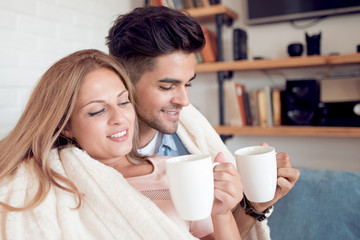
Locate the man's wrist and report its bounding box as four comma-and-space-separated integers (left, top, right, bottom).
239, 195, 274, 222
250, 201, 271, 213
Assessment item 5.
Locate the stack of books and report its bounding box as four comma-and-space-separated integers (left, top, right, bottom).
223, 81, 283, 127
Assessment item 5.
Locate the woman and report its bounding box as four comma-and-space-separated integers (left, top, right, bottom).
0, 49, 196, 239
0, 49, 241, 239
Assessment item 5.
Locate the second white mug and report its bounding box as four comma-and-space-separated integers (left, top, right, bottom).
235, 146, 277, 203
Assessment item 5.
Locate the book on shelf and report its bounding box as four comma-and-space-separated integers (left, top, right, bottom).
201, 0, 211, 7
192, 0, 211, 7
272, 88, 282, 126
265, 86, 273, 127
148, 0, 177, 8
201, 27, 218, 63
148, 0, 159, 6
162, 0, 175, 7
248, 89, 260, 126
224, 80, 243, 126
172, 0, 185, 9
209, 0, 220, 4
193, 0, 204, 7
224, 84, 284, 128
257, 89, 268, 127
243, 90, 253, 126
235, 83, 247, 125
182, 0, 195, 8
147, 0, 211, 8
195, 52, 204, 63
256, 86, 284, 127
147, 0, 170, 6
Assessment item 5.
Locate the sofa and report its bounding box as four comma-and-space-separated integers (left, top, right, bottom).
268, 168, 360, 240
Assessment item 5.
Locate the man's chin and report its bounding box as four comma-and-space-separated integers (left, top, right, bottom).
159, 127, 178, 135
157, 122, 178, 135
139, 117, 179, 135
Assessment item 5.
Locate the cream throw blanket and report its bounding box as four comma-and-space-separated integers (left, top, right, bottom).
177, 104, 271, 240
0, 147, 197, 240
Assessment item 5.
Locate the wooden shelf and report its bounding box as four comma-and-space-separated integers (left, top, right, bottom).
184, 6, 360, 138
195, 53, 360, 73
213, 125, 360, 138
184, 4, 238, 21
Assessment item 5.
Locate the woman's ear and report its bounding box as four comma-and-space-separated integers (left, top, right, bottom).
61, 124, 73, 138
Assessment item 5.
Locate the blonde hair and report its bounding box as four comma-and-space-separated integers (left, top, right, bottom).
0, 49, 141, 212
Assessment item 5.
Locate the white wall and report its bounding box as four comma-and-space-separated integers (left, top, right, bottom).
191, 0, 360, 171
0, 0, 143, 138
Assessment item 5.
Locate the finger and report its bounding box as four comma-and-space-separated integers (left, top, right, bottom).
214, 188, 241, 209
276, 152, 289, 161
214, 163, 238, 176
214, 171, 239, 183
276, 152, 292, 168
278, 167, 300, 184
276, 177, 293, 197
213, 152, 226, 164
214, 176, 243, 192
214, 176, 243, 200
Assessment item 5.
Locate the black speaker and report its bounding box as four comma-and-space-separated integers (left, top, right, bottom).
283, 80, 319, 125
318, 101, 360, 126
233, 28, 247, 60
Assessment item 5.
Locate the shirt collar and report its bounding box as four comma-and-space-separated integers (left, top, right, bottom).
161, 133, 178, 151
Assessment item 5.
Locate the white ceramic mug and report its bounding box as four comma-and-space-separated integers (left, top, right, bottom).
166, 154, 219, 221
235, 146, 277, 203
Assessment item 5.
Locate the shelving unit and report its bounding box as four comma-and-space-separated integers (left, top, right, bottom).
185, 4, 238, 20
187, 5, 360, 138
195, 53, 360, 72
185, 4, 239, 132
203, 53, 360, 138
214, 125, 360, 138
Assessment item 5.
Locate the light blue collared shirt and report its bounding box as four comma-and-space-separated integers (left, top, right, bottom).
157, 133, 189, 157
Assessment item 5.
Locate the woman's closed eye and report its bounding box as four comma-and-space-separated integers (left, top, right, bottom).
87, 99, 130, 117
118, 101, 131, 107
88, 108, 105, 117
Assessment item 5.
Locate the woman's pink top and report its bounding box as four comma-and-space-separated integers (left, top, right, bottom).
126, 155, 213, 238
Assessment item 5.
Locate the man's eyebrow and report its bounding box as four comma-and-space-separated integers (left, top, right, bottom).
158, 74, 196, 83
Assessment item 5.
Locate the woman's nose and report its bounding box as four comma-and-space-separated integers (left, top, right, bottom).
108, 107, 125, 125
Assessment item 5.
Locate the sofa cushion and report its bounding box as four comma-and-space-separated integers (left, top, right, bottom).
268, 168, 360, 240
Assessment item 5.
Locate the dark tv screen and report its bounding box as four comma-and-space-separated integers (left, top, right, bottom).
246, 0, 360, 25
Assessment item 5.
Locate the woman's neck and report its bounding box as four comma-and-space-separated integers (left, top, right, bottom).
113, 157, 153, 178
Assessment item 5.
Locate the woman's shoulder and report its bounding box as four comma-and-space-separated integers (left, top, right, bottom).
126, 155, 171, 192
146, 155, 171, 165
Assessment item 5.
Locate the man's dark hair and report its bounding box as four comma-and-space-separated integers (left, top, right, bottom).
106, 6, 205, 84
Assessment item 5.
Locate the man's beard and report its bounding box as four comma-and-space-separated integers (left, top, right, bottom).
137, 113, 179, 135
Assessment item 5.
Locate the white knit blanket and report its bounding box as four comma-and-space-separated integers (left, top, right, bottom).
177, 104, 271, 240
0, 147, 197, 240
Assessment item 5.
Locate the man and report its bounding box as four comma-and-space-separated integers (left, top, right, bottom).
106, 6, 299, 239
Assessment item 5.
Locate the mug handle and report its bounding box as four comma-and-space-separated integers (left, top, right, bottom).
213, 162, 220, 168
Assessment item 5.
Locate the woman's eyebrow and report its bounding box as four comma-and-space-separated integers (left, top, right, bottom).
117, 89, 128, 97
81, 90, 128, 108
